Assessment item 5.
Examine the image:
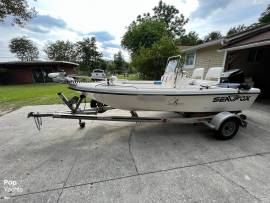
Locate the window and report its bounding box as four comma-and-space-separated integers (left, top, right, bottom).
184, 52, 195, 68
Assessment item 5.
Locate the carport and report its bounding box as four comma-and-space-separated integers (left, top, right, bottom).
222, 23, 270, 98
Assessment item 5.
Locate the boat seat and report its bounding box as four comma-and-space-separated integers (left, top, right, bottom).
191, 68, 204, 80
205, 67, 224, 82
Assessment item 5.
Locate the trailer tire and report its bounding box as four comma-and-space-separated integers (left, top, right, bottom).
215, 118, 240, 140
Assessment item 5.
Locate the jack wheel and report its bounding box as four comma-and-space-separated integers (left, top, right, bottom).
215, 118, 239, 140
79, 122, 85, 128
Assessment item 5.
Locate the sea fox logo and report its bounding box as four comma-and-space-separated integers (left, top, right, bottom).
213, 95, 251, 102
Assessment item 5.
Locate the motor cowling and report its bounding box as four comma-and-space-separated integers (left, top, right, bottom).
218, 69, 251, 90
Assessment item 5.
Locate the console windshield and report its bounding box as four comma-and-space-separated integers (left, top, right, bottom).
165, 58, 180, 73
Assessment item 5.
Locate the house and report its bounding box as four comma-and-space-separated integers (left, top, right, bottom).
181, 39, 226, 74
181, 23, 270, 97
0, 61, 78, 84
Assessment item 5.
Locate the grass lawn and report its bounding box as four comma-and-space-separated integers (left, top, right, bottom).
0, 74, 141, 114
0, 83, 80, 113
117, 73, 140, 80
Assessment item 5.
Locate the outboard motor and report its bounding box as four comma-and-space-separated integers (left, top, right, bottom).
218, 69, 251, 90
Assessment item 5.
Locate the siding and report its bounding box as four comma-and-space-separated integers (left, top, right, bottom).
194, 45, 226, 75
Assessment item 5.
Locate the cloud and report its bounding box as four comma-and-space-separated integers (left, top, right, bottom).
84, 31, 120, 56
102, 50, 113, 59
26, 14, 67, 33
102, 42, 121, 49
186, 0, 269, 37
191, 0, 233, 19
1, 0, 268, 61
86, 31, 115, 42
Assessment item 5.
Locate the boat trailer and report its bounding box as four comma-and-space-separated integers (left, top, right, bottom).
28, 92, 248, 140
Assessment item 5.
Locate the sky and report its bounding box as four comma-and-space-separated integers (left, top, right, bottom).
0, 0, 269, 61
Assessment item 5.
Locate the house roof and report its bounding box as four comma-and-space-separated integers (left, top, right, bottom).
0, 60, 79, 68
181, 23, 270, 53
225, 23, 270, 42
181, 38, 224, 53
179, 45, 191, 51
221, 23, 270, 51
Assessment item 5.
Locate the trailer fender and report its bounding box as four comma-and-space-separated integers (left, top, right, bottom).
210, 112, 242, 130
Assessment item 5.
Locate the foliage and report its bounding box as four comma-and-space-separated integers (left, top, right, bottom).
122, 19, 169, 54
227, 25, 247, 36
204, 31, 223, 42
113, 51, 125, 72
152, 0, 188, 37
117, 73, 140, 80
105, 60, 116, 73
134, 0, 188, 37
78, 59, 119, 75
9, 36, 39, 61
122, 1, 186, 79
177, 31, 203, 46
259, 4, 270, 24
76, 37, 102, 71
0, 0, 36, 25
95, 59, 109, 70
132, 36, 180, 80
44, 40, 77, 62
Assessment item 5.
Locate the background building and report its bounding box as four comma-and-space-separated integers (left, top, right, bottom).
181, 23, 270, 97
181, 39, 226, 74
0, 61, 78, 84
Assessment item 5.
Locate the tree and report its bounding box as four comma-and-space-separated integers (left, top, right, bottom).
113, 51, 125, 72
122, 19, 169, 54
105, 60, 116, 73
76, 37, 102, 70
133, 0, 188, 38
227, 25, 247, 36
44, 40, 77, 62
152, 0, 188, 37
9, 37, 39, 61
259, 4, 270, 24
204, 31, 223, 42
132, 36, 180, 79
0, 0, 36, 26
177, 31, 202, 46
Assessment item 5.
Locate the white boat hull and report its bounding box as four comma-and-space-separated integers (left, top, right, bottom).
90, 92, 258, 112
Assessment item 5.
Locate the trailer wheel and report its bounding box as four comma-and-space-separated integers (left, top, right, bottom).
215, 118, 240, 140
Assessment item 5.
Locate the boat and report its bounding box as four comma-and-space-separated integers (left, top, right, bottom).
65, 56, 260, 113
28, 56, 260, 140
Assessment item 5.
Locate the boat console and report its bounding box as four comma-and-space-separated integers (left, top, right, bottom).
161, 55, 181, 87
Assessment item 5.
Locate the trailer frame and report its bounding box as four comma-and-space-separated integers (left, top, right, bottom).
27, 92, 247, 140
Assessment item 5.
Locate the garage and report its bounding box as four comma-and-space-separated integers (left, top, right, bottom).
223, 24, 270, 98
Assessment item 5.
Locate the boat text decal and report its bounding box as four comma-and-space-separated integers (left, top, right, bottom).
213, 95, 251, 102
168, 98, 180, 105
